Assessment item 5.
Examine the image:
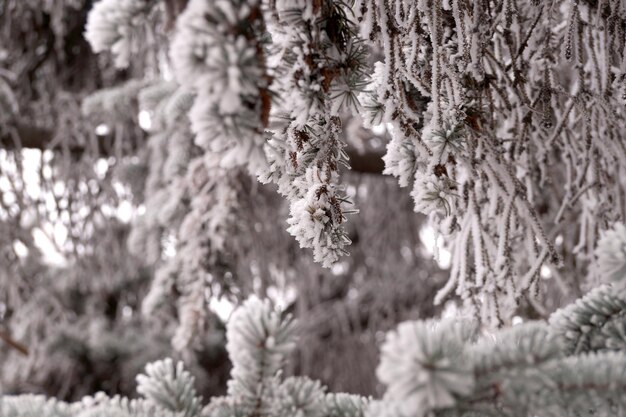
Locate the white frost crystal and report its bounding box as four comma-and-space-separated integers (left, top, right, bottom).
170, 0, 268, 175
226, 296, 296, 388
411, 170, 457, 217
286, 167, 350, 268
377, 319, 474, 417
136, 358, 201, 417
273, 377, 326, 417
382, 127, 419, 188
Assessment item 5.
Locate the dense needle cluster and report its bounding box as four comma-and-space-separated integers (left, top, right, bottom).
6, 270, 626, 417
4, 1, 626, 415
80, 0, 626, 325
260, 0, 368, 266
354, 0, 626, 322
171, 0, 271, 175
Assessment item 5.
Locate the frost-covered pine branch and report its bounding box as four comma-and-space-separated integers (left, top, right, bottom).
550, 284, 626, 355
375, 319, 475, 416
372, 283, 626, 417
207, 296, 370, 417
259, 0, 368, 267
85, 0, 155, 68
549, 222, 626, 354
0, 296, 368, 417
170, 0, 271, 175
136, 358, 202, 416
6, 283, 626, 417
83, 0, 626, 307
353, 0, 626, 322
224, 296, 296, 414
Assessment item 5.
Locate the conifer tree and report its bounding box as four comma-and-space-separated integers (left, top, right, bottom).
2, 0, 626, 415
78, 0, 626, 326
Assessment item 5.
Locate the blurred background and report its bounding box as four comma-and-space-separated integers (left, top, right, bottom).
0, 0, 452, 400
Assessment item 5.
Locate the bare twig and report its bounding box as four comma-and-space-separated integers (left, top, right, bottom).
0, 330, 29, 356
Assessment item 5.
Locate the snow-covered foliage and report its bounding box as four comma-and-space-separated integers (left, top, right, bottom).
285, 165, 352, 267
352, 0, 626, 323
0, 297, 369, 417
372, 287, 626, 417
136, 358, 201, 416
85, 0, 154, 68
6, 0, 626, 414
258, 0, 368, 266
376, 319, 475, 416
550, 284, 626, 354
81, 0, 626, 326
170, 0, 270, 175
7, 288, 626, 417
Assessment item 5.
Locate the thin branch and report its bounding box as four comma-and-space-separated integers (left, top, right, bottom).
0, 330, 29, 356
